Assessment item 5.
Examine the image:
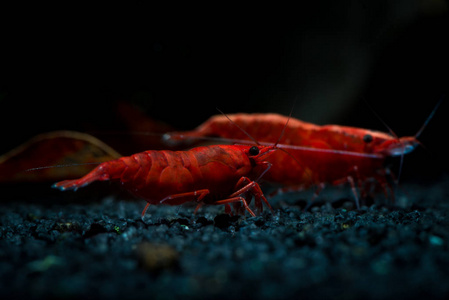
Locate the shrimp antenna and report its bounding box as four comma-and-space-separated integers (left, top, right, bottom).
397, 97, 443, 186
272, 100, 306, 174
274, 100, 296, 147
363, 99, 398, 139
414, 96, 443, 139
398, 97, 442, 184
216, 108, 260, 145
26, 162, 101, 172
363, 99, 406, 188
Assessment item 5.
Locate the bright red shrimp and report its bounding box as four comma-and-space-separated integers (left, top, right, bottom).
53, 144, 277, 218
164, 103, 440, 207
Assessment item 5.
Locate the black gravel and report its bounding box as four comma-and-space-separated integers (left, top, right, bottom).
1, 177, 449, 300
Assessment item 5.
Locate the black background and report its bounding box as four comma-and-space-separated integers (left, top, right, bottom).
1, 1, 448, 180
1, 3, 449, 299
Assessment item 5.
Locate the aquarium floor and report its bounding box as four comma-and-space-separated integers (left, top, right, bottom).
1, 177, 449, 300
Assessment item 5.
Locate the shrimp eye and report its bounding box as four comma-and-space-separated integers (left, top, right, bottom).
363, 134, 373, 143
249, 146, 260, 156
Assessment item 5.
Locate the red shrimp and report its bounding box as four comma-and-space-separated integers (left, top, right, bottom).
53, 144, 277, 218
164, 103, 440, 208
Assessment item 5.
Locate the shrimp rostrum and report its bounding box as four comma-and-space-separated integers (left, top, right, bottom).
53, 144, 277, 218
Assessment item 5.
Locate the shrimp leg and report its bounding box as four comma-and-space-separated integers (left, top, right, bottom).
216, 176, 272, 217
143, 189, 210, 219
232, 176, 273, 214
192, 177, 272, 217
